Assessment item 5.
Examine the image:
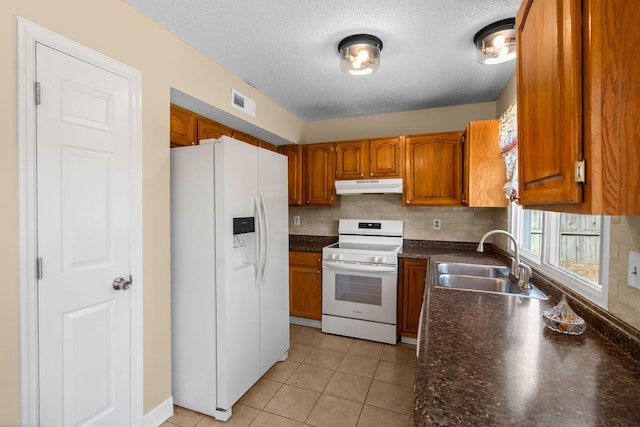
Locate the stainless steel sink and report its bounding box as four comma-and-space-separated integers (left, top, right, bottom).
438, 274, 523, 294
434, 262, 548, 300
437, 262, 510, 278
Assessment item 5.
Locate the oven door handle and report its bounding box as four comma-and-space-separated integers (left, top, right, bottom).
323, 261, 397, 273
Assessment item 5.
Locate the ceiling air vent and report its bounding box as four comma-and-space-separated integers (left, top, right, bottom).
231, 89, 256, 117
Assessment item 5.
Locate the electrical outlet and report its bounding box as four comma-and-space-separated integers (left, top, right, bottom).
629, 251, 640, 289
293, 215, 300, 226
433, 218, 441, 230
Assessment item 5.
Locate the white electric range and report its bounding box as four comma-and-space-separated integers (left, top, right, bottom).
321, 219, 403, 344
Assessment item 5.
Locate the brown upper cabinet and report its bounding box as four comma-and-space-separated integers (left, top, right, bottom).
335, 137, 403, 180
231, 130, 258, 146
170, 104, 198, 147
278, 145, 304, 206
170, 105, 276, 153
170, 104, 232, 147
335, 140, 368, 179
279, 142, 336, 207
463, 120, 509, 207
516, 0, 640, 214
304, 143, 336, 206
198, 118, 232, 142
257, 140, 278, 152
369, 137, 404, 178
404, 131, 463, 206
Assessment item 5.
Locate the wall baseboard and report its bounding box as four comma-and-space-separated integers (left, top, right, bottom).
290, 316, 322, 329
144, 396, 174, 427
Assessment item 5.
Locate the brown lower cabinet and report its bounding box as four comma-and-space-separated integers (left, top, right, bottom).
398, 258, 428, 338
289, 251, 322, 320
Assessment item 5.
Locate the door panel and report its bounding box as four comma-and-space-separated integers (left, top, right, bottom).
36, 42, 131, 427
517, 0, 582, 204
258, 148, 290, 375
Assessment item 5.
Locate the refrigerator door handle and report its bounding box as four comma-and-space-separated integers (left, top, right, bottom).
254, 194, 262, 289
259, 193, 270, 287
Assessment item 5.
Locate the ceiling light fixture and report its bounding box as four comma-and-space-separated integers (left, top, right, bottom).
338, 34, 383, 76
473, 18, 516, 65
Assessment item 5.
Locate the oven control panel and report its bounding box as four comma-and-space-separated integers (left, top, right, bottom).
324, 251, 394, 266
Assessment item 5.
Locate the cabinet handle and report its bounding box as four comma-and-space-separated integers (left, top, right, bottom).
370, 172, 373, 176
406, 200, 410, 204
190, 141, 196, 145
317, 270, 320, 274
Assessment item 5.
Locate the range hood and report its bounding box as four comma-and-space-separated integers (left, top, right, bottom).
335, 178, 403, 195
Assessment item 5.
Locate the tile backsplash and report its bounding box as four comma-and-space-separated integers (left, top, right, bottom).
289, 194, 508, 243
608, 216, 640, 329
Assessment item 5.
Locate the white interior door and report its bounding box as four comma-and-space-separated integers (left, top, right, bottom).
36, 42, 132, 427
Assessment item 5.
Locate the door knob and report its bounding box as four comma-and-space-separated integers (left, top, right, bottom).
112, 277, 132, 291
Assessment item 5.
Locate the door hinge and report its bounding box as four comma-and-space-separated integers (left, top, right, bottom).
574, 160, 586, 183
35, 81, 41, 105
37, 257, 43, 280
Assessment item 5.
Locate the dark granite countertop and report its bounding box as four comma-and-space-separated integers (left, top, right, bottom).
413, 252, 640, 426
399, 240, 479, 259
289, 236, 481, 257
289, 235, 337, 252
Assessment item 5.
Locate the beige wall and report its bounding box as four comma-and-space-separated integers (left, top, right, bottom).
1, 1, 304, 425
289, 195, 504, 242
496, 73, 517, 117
304, 102, 496, 143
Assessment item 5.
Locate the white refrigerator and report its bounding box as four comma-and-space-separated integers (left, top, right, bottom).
170, 136, 289, 421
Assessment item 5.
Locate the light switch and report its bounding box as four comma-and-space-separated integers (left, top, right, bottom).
629, 251, 640, 289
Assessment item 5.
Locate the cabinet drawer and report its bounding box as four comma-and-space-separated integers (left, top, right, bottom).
289, 251, 322, 268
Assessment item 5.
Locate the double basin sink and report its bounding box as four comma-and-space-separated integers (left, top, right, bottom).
434, 262, 548, 300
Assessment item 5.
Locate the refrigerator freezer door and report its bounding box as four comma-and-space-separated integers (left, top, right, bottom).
258, 148, 290, 375
170, 144, 217, 414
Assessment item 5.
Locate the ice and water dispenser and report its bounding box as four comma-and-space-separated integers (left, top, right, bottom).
232, 217, 256, 269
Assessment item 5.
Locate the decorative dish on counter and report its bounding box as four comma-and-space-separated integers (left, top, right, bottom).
543, 294, 586, 335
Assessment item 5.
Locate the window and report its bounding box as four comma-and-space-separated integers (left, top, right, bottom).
510, 203, 610, 308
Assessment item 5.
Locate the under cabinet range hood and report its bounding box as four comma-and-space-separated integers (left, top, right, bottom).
335, 178, 403, 195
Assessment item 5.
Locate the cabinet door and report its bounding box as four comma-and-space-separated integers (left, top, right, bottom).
336, 140, 368, 180
232, 130, 258, 146
289, 252, 322, 320
398, 259, 427, 338
278, 145, 304, 206
404, 132, 462, 206
170, 105, 197, 147
463, 121, 508, 207
258, 140, 277, 152
198, 118, 232, 141
517, 0, 582, 205
369, 137, 403, 178
304, 143, 335, 206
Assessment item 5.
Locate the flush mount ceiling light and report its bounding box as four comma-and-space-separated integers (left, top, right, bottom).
338, 34, 383, 76
474, 18, 516, 65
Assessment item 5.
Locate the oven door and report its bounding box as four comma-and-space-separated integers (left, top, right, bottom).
322, 260, 397, 324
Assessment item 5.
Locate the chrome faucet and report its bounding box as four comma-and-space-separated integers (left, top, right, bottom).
477, 229, 531, 288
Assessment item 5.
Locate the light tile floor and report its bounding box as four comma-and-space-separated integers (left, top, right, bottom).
162, 324, 417, 427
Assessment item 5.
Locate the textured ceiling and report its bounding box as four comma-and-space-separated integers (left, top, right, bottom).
123, 0, 521, 121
